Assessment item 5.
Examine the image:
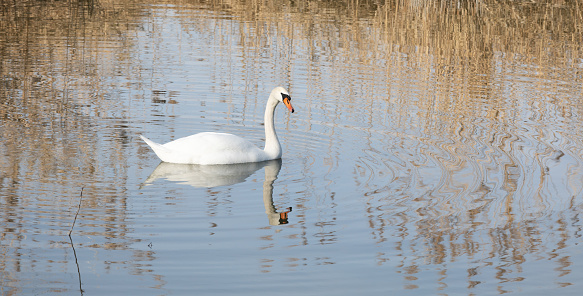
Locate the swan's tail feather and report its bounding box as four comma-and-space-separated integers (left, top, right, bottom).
139, 135, 172, 162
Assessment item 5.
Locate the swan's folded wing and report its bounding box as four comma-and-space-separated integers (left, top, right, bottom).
141, 132, 268, 164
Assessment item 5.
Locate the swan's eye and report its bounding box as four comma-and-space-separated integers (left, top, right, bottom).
281, 93, 291, 101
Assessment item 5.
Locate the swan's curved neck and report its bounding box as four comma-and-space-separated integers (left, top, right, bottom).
263, 98, 281, 159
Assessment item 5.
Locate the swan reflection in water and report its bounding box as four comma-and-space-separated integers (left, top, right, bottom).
143, 159, 292, 225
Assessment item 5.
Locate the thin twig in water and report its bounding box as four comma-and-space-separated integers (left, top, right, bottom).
69, 187, 84, 237
69, 235, 84, 295
68, 187, 84, 294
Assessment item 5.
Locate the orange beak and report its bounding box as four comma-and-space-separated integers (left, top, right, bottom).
283, 98, 294, 113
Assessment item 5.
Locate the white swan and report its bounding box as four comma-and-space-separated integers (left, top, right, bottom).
140, 87, 294, 165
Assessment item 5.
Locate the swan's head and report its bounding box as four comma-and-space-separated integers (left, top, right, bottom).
270, 87, 294, 113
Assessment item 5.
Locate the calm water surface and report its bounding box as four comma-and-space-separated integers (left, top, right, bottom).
1, 1, 583, 295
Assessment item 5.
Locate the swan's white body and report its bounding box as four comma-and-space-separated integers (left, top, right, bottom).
140, 87, 294, 165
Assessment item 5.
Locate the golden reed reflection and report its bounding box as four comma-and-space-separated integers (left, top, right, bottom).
0, 1, 163, 293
